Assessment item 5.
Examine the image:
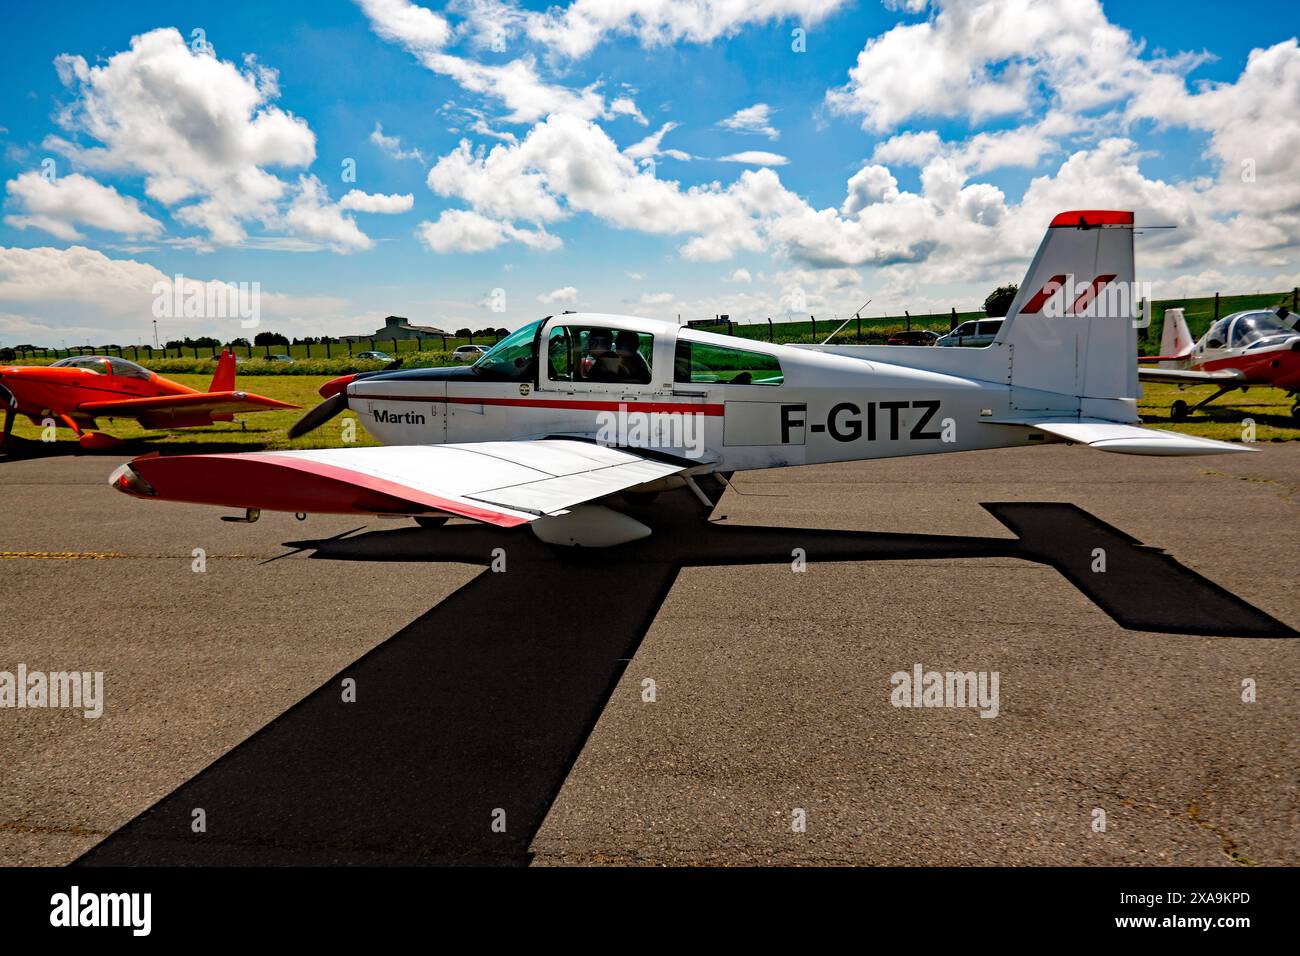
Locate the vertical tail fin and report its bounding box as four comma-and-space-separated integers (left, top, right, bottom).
997, 210, 1138, 421
1158, 307, 1195, 359
209, 349, 236, 393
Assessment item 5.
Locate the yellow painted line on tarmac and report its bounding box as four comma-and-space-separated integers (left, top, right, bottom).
0, 551, 130, 560
0, 551, 258, 560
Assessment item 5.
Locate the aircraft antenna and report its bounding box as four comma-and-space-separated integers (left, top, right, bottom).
820, 300, 870, 345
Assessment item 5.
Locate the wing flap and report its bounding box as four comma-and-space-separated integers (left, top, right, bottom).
985, 417, 1255, 455
467, 457, 681, 515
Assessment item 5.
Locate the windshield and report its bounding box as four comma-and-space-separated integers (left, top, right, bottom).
472, 320, 541, 379
1230, 312, 1294, 348
51, 356, 110, 374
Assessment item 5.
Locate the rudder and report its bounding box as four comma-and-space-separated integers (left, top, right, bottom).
997, 211, 1139, 421
209, 349, 236, 393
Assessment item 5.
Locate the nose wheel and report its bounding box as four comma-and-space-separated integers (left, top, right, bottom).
1170, 399, 1189, 420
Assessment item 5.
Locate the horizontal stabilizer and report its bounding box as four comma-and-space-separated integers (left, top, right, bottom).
985, 417, 1255, 455
1138, 367, 1243, 386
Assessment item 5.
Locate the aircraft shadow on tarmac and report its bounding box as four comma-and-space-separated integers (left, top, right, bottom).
76, 477, 1296, 867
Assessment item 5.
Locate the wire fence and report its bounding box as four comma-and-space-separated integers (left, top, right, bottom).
4, 289, 1296, 361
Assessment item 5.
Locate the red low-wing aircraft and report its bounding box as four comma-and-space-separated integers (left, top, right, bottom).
0, 350, 298, 450
1138, 306, 1300, 419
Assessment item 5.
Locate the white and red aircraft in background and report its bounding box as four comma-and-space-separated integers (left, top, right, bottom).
111, 210, 1252, 547
1138, 306, 1300, 420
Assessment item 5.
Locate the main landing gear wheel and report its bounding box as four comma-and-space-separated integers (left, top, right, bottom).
414, 516, 449, 528
1170, 399, 1190, 421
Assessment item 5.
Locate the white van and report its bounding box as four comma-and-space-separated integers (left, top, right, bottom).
936, 318, 1003, 347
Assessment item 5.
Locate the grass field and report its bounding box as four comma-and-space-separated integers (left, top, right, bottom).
3, 372, 1294, 453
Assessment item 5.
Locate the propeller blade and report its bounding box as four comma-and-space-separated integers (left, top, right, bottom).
287, 390, 349, 440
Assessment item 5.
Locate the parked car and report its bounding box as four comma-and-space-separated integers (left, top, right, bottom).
267, 353, 295, 363
885, 329, 940, 346
936, 318, 1003, 347
452, 344, 490, 362
355, 350, 393, 361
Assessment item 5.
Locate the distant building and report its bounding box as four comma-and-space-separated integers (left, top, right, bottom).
343, 315, 449, 343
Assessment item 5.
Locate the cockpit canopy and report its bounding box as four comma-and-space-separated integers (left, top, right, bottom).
1203, 311, 1296, 351
469, 316, 784, 387
50, 356, 152, 379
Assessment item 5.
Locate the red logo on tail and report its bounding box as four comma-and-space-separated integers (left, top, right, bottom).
1020, 275, 1117, 315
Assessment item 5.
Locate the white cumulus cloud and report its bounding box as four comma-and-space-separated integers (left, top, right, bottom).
4, 172, 162, 240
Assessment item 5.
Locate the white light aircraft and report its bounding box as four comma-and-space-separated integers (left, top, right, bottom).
111, 210, 1251, 547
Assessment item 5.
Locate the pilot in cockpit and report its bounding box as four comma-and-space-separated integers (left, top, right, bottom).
614, 330, 651, 384
582, 328, 620, 382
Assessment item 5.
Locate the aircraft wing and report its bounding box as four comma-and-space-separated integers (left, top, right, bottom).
78, 390, 298, 417
112, 439, 688, 525
1138, 366, 1244, 386
985, 417, 1255, 455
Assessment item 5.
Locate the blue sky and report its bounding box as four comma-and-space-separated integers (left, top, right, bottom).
1, 0, 1298, 346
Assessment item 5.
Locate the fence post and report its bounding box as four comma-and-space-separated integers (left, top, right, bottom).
950, 307, 957, 332
441, 335, 447, 351
265, 344, 271, 358
1213, 292, 1220, 322
905, 310, 911, 331
767, 317, 774, 342
417, 336, 422, 351
325, 340, 331, 359
810, 315, 816, 342
469, 332, 474, 345
1293, 287, 1298, 312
